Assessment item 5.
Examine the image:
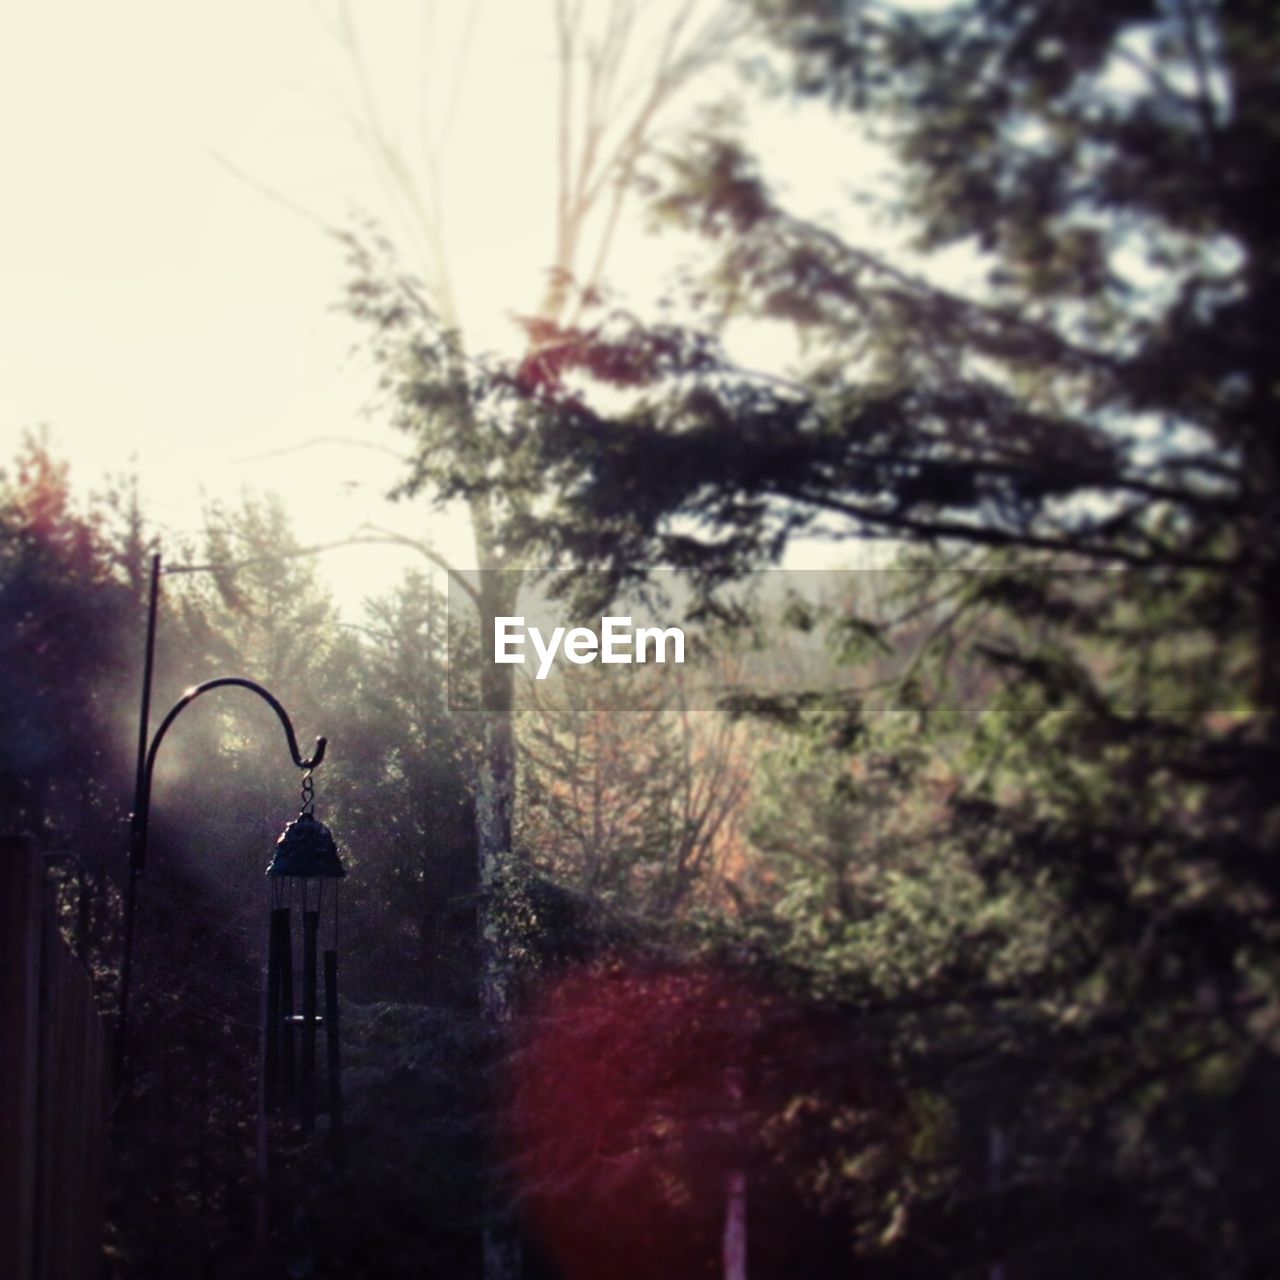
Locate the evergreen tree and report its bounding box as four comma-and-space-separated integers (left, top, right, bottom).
337, 3, 749, 1048
515, 1, 1267, 641
519, 663, 749, 918
473, 4, 1280, 1270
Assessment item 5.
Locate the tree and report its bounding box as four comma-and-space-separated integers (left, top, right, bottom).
326, 568, 482, 1006
514, 1, 1265, 617
503, 959, 906, 1280
731, 559, 1279, 1274
178, 493, 339, 692
336, 0, 749, 1036
0, 433, 136, 847
519, 662, 750, 918
0, 437, 145, 1146
464, 2, 1280, 1271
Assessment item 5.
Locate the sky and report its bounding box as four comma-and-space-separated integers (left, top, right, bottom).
0, 1, 890, 618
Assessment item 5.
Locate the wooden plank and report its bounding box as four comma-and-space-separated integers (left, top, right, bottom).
0, 836, 41, 1280
34, 865, 60, 1280
1, 834, 114, 1279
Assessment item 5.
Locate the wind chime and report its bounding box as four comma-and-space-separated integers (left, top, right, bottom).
264, 768, 345, 1158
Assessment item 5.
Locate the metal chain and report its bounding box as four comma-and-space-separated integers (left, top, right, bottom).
301, 768, 315, 816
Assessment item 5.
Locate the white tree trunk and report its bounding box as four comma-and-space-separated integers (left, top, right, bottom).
475, 573, 518, 1025
723, 1064, 747, 1280
988, 1123, 1007, 1280
483, 1222, 523, 1280
723, 1169, 747, 1280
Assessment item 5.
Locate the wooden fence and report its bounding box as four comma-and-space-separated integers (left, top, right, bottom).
1, 834, 109, 1280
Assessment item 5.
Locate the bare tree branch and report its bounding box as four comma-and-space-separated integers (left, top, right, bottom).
232, 435, 409, 466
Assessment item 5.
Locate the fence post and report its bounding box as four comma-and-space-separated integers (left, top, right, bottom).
0, 836, 43, 1280
0, 834, 109, 1280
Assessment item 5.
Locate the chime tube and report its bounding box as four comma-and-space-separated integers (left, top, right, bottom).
301, 910, 319, 1133
280, 908, 295, 1100
265, 908, 289, 1109
324, 949, 343, 1165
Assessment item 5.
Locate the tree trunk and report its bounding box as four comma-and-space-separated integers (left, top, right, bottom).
474, 571, 524, 1280
723, 1065, 747, 1280
475, 571, 519, 1023
723, 1170, 747, 1280
988, 1123, 1008, 1280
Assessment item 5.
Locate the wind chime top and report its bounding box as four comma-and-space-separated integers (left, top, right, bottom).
267, 770, 345, 878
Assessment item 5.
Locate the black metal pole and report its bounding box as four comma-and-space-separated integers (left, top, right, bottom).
281, 910, 296, 1102
301, 911, 319, 1133
131, 553, 161, 875
266, 908, 288, 1109
116, 552, 160, 1090
324, 949, 343, 1166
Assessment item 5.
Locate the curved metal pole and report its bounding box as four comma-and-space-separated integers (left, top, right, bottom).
131, 677, 326, 877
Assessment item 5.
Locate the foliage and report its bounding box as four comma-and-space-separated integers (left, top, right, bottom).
510, 0, 1267, 601
322, 569, 482, 1006
446, 7, 1280, 1266
302, 1001, 498, 1280
0, 431, 137, 845
12, 0, 1280, 1272
711, 560, 1280, 1275
519, 663, 750, 917
0, 448, 494, 1273
503, 959, 906, 1280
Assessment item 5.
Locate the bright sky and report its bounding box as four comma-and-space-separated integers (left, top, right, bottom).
0, 1, 888, 617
